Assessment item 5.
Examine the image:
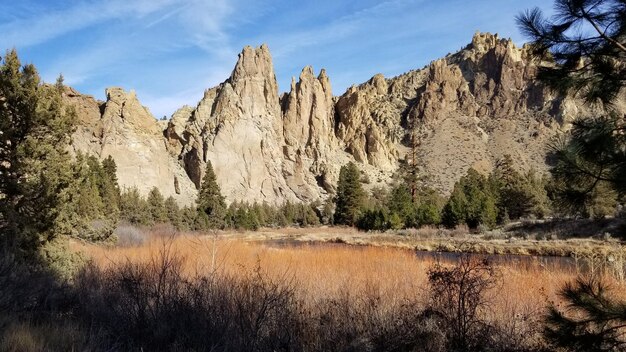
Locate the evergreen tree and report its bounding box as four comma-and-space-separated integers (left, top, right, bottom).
120, 187, 151, 226
73, 153, 105, 221
519, 4, 626, 348
180, 206, 198, 231
442, 169, 498, 229
147, 187, 168, 224
415, 187, 445, 226
100, 155, 121, 221
518, 0, 626, 208
164, 196, 182, 229
442, 184, 468, 228
334, 162, 365, 226
282, 201, 297, 225
196, 161, 226, 229
517, 0, 626, 104
0, 50, 77, 260
493, 155, 551, 220
544, 278, 626, 351
388, 185, 416, 227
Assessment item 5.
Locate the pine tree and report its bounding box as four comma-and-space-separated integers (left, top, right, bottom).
196, 161, 226, 229
147, 187, 168, 224
544, 278, 626, 351
517, 0, 626, 104
518, 0, 626, 207
334, 162, 365, 226
519, 4, 626, 347
0, 50, 77, 260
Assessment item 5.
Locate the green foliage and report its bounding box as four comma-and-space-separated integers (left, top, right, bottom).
99, 155, 121, 221
493, 155, 551, 221
519, 1, 626, 215
196, 161, 226, 229
147, 187, 168, 224
356, 208, 392, 231
548, 118, 622, 218
0, 50, 78, 262
416, 202, 441, 226
180, 206, 198, 231
334, 162, 365, 226
442, 184, 469, 228
415, 187, 445, 226
120, 188, 152, 226
442, 169, 498, 229
544, 278, 626, 351
225, 202, 260, 231
388, 185, 416, 227
164, 196, 182, 229
517, 0, 626, 105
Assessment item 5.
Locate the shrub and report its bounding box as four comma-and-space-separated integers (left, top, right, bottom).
426, 255, 500, 351
74, 247, 304, 351
114, 224, 147, 247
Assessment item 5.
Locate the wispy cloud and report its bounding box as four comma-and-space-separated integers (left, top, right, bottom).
3, 0, 555, 118
0, 0, 179, 49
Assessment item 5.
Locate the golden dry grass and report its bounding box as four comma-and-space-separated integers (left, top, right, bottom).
71, 231, 623, 322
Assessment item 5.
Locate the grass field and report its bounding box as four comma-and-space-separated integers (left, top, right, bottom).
72, 230, 599, 321
4, 227, 622, 351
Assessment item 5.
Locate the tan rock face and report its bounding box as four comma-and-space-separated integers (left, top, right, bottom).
70, 32, 616, 205
67, 87, 197, 205
335, 74, 404, 170
282, 66, 338, 199
170, 45, 300, 204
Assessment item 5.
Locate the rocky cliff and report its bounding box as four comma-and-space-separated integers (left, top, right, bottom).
69, 32, 609, 205
67, 87, 197, 204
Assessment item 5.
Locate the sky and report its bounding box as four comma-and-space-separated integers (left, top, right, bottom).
0, 0, 554, 119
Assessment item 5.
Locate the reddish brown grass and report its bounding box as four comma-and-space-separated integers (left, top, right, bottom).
72, 231, 622, 322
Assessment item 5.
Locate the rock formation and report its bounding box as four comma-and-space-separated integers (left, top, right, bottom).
67, 87, 196, 205
68, 31, 617, 206
165, 44, 299, 204
281, 66, 340, 199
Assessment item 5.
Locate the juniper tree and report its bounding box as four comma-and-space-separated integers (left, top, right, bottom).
334, 162, 365, 226
0, 50, 77, 259
100, 155, 121, 221
493, 154, 551, 220
442, 169, 498, 229
196, 161, 226, 229
120, 187, 151, 226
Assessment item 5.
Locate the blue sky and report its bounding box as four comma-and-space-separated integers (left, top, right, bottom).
0, 0, 554, 118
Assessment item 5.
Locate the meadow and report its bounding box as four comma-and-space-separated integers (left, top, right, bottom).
64, 228, 625, 351
3, 227, 625, 351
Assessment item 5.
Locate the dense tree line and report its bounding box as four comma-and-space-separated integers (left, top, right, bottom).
333, 158, 556, 232
116, 162, 324, 232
